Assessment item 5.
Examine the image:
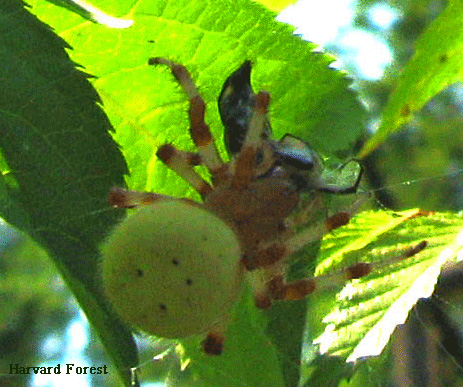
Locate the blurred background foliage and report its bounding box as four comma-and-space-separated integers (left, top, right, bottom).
345, 0, 463, 211
2, 0, 463, 386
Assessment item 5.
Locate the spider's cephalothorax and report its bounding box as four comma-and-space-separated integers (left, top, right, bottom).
101, 58, 427, 356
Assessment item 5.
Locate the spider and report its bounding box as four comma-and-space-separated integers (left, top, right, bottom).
101, 58, 427, 356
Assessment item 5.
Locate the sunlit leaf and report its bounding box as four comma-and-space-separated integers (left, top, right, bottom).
310, 210, 463, 361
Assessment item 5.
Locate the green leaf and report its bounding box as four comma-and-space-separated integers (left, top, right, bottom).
179, 289, 286, 387
0, 1, 136, 386
45, 0, 298, 18
28, 0, 366, 169
309, 210, 463, 362
358, 0, 463, 157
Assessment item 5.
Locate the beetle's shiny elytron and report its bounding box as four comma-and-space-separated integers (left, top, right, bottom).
101, 58, 427, 355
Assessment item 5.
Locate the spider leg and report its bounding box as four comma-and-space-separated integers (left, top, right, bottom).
241, 193, 369, 270
246, 192, 370, 270
108, 187, 196, 208
252, 240, 428, 308
202, 317, 230, 356
284, 192, 372, 256
245, 192, 373, 305
271, 240, 428, 302
284, 194, 325, 229
232, 91, 272, 188
202, 264, 245, 355
157, 144, 213, 199
109, 146, 211, 205
149, 58, 227, 182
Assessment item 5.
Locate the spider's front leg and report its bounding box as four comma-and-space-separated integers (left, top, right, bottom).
148, 57, 228, 184
108, 187, 199, 209
251, 238, 428, 309
231, 91, 274, 188
270, 240, 428, 302
108, 187, 173, 208
250, 192, 428, 308
246, 192, 369, 269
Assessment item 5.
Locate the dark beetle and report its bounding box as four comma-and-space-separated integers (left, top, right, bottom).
218, 61, 362, 194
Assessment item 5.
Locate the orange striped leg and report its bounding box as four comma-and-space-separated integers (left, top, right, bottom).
108, 187, 173, 208
202, 317, 230, 356
245, 218, 334, 271
246, 193, 371, 270
232, 91, 270, 188
148, 58, 227, 181
252, 240, 428, 308
157, 144, 213, 199
284, 194, 325, 230
270, 240, 428, 303
203, 333, 225, 356
108, 187, 198, 209
283, 192, 372, 256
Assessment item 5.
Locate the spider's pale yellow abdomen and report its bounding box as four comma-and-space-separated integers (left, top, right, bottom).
101, 201, 243, 339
